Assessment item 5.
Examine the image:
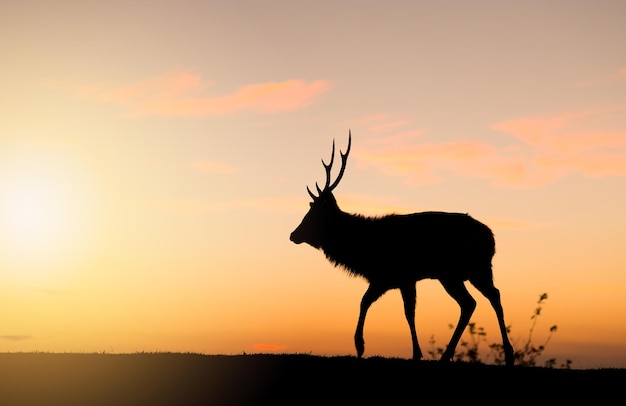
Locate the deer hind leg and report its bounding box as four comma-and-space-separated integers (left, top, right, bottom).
439, 278, 476, 362
470, 276, 515, 366
355, 284, 386, 358
400, 283, 422, 360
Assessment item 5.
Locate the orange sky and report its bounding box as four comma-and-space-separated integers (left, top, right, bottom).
1, 1, 626, 369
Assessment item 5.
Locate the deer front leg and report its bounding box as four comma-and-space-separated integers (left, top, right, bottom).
354, 284, 386, 358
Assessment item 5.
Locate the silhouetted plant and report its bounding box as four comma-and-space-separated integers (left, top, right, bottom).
456, 322, 487, 363
428, 293, 572, 368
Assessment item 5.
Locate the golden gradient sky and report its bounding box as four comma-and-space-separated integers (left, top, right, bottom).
1, 1, 625, 369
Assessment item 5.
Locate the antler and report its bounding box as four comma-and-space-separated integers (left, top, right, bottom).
307, 130, 352, 200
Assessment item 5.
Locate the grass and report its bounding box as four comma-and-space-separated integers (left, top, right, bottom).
0, 352, 623, 405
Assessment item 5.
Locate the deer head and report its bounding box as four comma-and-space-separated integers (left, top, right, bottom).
290, 130, 352, 248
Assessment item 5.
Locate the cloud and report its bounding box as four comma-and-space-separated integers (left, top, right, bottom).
356, 133, 530, 187
210, 80, 330, 114
75, 70, 331, 117
192, 161, 239, 174
352, 107, 626, 188
493, 106, 626, 181
252, 343, 287, 352
1, 335, 31, 341
575, 67, 626, 87
491, 107, 626, 151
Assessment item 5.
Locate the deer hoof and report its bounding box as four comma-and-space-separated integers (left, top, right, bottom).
439, 353, 453, 363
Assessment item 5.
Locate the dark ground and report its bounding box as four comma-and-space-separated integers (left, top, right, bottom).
0, 352, 623, 405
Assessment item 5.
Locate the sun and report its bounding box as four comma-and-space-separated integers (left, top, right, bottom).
3, 173, 68, 246
0, 146, 98, 281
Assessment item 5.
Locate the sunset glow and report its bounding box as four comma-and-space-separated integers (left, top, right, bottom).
2, 1, 626, 369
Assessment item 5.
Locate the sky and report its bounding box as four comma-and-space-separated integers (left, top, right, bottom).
1, 0, 625, 369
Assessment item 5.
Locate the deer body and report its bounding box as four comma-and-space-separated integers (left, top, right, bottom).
290, 131, 514, 366
307, 210, 495, 283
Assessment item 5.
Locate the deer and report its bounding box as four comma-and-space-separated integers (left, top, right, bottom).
290, 130, 515, 366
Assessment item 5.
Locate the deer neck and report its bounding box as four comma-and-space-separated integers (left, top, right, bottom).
320, 211, 370, 278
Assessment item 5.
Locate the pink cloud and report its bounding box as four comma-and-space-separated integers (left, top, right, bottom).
352, 108, 626, 188
211, 80, 330, 114
353, 115, 525, 185
534, 150, 626, 178
355, 131, 532, 186
252, 344, 287, 352
75, 70, 331, 117
493, 107, 626, 180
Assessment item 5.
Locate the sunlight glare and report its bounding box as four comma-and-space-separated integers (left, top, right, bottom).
4, 176, 66, 245
0, 145, 99, 281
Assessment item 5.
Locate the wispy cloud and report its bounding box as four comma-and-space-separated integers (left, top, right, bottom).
192, 161, 239, 174
352, 107, 626, 188
575, 67, 626, 87
1, 335, 31, 341
252, 343, 287, 352
357, 139, 470, 185
355, 132, 528, 187
493, 106, 626, 182
74, 70, 331, 117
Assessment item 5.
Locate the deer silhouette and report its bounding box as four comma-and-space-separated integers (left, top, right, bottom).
290, 130, 515, 366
